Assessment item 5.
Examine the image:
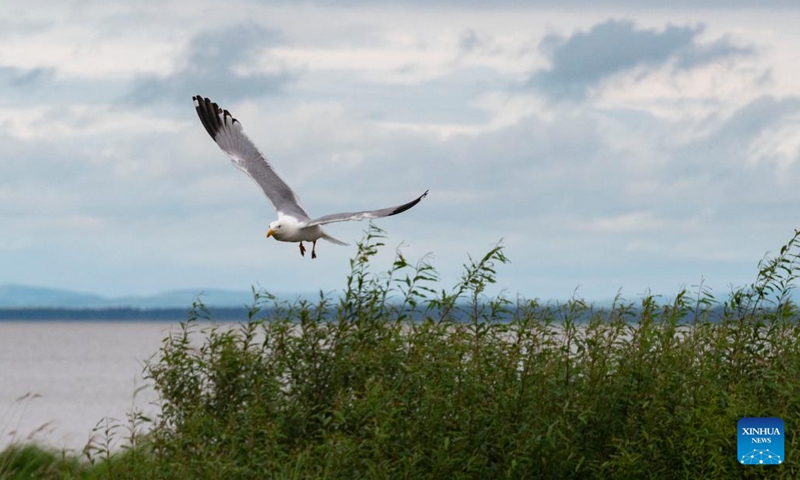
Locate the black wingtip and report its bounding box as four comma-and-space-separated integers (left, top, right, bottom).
389, 190, 429, 216
193, 95, 240, 141
193, 95, 219, 140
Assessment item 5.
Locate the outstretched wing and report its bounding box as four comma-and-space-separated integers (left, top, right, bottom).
306, 190, 428, 227
193, 96, 310, 221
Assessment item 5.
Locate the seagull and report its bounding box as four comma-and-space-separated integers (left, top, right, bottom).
193, 96, 428, 259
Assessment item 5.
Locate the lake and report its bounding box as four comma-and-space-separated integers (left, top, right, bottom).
0, 322, 177, 453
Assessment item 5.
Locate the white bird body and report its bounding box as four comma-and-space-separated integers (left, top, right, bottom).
268, 215, 344, 243
269, 215, 319, 243
193, 95, 427, 258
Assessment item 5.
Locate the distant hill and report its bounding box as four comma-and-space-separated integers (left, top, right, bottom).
0, 284, 312, 309
0, 284, 108, 308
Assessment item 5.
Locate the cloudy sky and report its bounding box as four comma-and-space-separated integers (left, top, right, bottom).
3, 1, 800, 302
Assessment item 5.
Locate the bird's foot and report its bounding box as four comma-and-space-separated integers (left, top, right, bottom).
311, 240, 317, 259
299, 242, 306, 257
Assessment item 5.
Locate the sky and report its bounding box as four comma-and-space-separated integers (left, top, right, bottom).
2, 1, 800, 303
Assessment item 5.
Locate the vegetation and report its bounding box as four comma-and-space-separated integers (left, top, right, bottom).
4, 225, 800, 478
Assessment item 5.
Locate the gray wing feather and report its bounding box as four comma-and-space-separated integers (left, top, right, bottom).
307, 190, 428, 227
193, 96, 310, 221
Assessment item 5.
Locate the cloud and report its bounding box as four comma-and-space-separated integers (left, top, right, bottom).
530, 19, 753, 100
0, 66, 55, 89
656, 96, 800, 187
270, 0, 800, 8
672, 95, 800, 193
125, 24, 297, 105
674, 36, 755, 70
458, 29, 483, 55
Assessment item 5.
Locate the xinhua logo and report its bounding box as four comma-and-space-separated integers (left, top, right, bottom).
738, 417, 784, 465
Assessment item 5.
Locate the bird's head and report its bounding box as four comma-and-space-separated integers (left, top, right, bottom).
266, 220, 283, 240
267, 215, 303, 241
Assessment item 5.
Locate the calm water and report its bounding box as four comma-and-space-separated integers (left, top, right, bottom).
0, 322, 177, 452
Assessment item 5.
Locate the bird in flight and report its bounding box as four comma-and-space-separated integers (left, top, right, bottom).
193, 96, 428, 259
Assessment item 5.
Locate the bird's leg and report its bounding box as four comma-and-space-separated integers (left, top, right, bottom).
311, 240, 317, 259
299, 242, 306, 257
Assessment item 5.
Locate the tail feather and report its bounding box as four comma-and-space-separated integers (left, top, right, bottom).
321, 232, 349, 246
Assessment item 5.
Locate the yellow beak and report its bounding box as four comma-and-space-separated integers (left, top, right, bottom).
266, 228, 275, 238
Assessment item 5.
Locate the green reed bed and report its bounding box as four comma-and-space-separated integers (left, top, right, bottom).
5, 226, 800, 479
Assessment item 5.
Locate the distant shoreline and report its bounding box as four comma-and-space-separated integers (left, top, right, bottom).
0, 307, 252, 322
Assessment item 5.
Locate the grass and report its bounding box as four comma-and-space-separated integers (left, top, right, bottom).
4, 224, 800, 478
